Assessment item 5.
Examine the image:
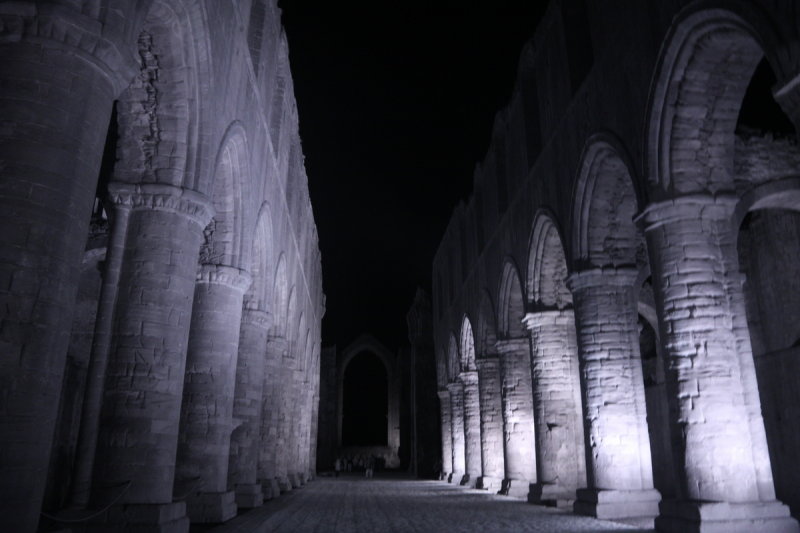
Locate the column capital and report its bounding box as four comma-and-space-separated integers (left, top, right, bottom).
635, 194, 737, 233
566, 267, 638, 293
495, 337, 529, 354
241, 308, 271, 330
196, 264, 252, 293
446, 381, 464, 394
458, 370, 479, 385
107, 182, 215, 230
522, 309, 573, 330
475, 356, 500, 370
437, 389, 451, 402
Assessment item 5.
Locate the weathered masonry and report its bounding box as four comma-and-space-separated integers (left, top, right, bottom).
0, 2, 324, 532
432, 1, 800, 532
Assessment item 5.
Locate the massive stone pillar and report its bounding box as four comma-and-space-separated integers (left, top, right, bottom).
258, 335, 286, 499
437, 390, 453, 481
640, 196, 798, 533
496, 338, 537, 498
275, 361, 295, 492
460, 371, 482, 488
175, 265, 250, 523
228, 309, 270, 509
91, 183, 213, 532
566, 268, 660, 522
447, 381, 467, 484
475, 357, 504, 492
290, 367, 308, 487
523, 310, 586, 506
0, 24, 121, 530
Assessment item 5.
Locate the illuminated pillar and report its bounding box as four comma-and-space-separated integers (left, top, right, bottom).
176, 265, 251, 523
566, 268, 660, 522
274, 360, 295, 492
228, 308, 270, 509
475, 356, 504, 492
523, 309, 586, 506
91, 184, 213, 531
258, 334, 286, 499
448, 381, 466, 484
640, 196, 798, 533
437, 390, 453, 481
496, 337, 537, 498
460, 371, 482, 487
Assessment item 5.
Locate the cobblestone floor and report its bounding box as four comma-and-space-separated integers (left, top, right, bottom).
206, 474, 654, 533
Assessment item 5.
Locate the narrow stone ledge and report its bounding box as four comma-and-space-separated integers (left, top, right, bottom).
196, 264, 252, 293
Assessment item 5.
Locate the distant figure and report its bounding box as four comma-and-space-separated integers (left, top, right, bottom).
365, 455, 375, 479
334, 457, 341, 477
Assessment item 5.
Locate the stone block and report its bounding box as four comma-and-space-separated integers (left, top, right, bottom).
656, 500, 799, 533
186, 490, 237, 524
234, 483, 264, 509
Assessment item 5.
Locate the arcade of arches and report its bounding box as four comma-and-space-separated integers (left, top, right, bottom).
433, 2, 800, 532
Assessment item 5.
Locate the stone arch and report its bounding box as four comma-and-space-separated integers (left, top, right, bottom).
497, 259, 526, 339
476, 290, 498, 356
527, 210, 572, 311
285, 287, 297, 345
200, 124, 247, 269
290, 310, 305, 365
572, 134, 641, 270
114, 0, 210, 189
244, 202, 274, 311
459, 315, 476, 372
447, 333, 459, 383
271, 253, 289, 337
646, 5, 780, 196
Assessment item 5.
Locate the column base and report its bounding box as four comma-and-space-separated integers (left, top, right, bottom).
261, 478, 281, 500
288, 472, 302, 488
476, 476, 503, 492
459, 473, 478, 488
277, 475, 293, 493
500, 478, 532, 499
656, 499, 799, 533
440, 471, 450, 481
296, 471, 307, 486
574, 488, 660, 525
450, 471, 464, 485
186, 490, 237, 523
528, 482, 575, 508
87, 502, 189, 533
234, 483, 264, 509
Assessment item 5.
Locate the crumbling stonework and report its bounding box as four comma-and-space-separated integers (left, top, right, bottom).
432, 1, 800, 532
0, 2, 323, 532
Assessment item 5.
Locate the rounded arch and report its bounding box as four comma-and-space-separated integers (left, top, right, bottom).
572, 135, 641, 270
459, 315, 476, 372
646, 5, 780, 197
476, 289, 498, 357
200, 124, 247, 268
244, 202, 274, 311
497, 259, 526, 339
527, 210, 572, 311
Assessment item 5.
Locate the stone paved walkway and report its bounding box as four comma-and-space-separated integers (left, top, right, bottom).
206, 474, 654, 533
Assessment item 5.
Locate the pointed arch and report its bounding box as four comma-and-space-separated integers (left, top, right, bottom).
572, 134, 641, 270
646, 6, 778, 196
244, 202, 274, 311
447, 333, 459, 383
497, 259, 526, 339
272, 253, 289, 337
477, 290, 498, 356
459, 315, 476, 372
527, 210, 572, 311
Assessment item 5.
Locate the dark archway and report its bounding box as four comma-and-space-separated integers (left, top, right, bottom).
342, 351, 389, 446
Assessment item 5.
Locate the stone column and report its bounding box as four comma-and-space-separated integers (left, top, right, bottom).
640, 196, 798, 533
523, 309, 586, 506
475, 357, 504, 492
459, 371, 482, 488
91, 184, 213, 531
228, 308, 270, 509
274, 358, 295, 492
257, 335, 286, 499
175, 265, 251, 523
447, 381, 466, 484
496, 338, 537, 498
0, 23, 121, 530
291, 367, 308, 487
566, 268, 660, 522
437, 390, 453, 481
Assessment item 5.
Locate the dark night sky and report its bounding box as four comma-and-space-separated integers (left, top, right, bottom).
279, 2, 549, 349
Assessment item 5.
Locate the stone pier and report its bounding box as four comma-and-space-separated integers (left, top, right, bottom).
460, 371, 482, 488
523, 309, 586, 507
438, 390, 453, 481
228, 308, 271, 509
475, 357, 505, 492
447, 381, 467, 484
258, 335, 287, 500
641, 196, 798, 533
566, 268, 660, 523
496, 338, 537, 499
